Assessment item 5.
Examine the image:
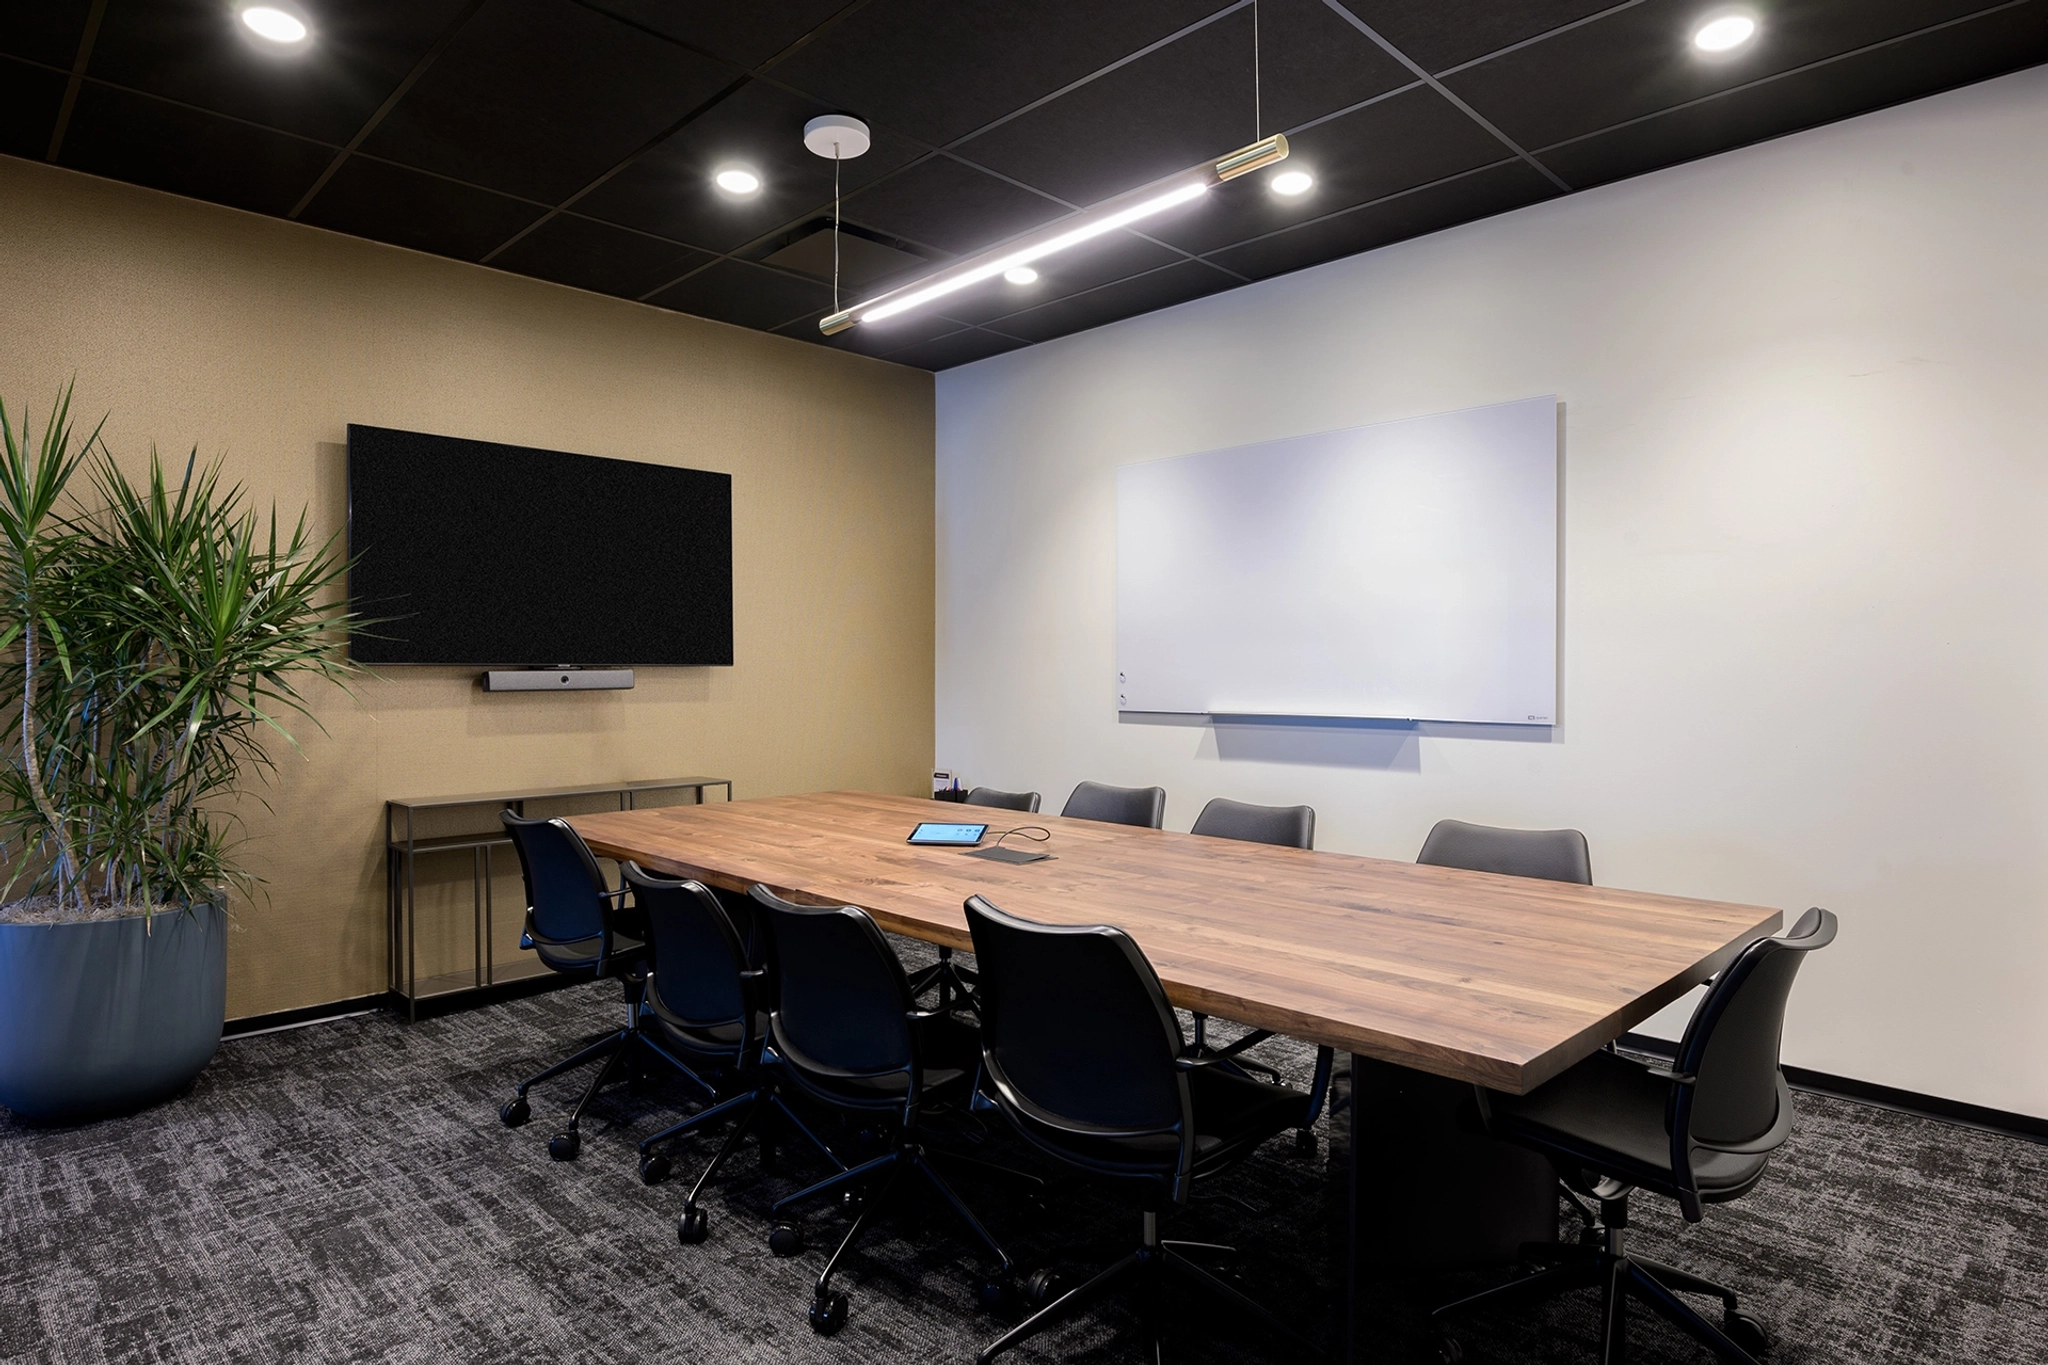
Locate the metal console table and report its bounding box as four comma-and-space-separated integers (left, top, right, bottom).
385, 777, 733, 1019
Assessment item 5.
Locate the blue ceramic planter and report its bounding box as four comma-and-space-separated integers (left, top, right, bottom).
0, 901, 226, 1122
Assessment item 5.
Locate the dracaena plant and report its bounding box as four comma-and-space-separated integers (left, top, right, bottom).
0, 385, 359, 916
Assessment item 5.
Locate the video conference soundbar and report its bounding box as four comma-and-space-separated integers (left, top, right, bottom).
482, 669, 635, 692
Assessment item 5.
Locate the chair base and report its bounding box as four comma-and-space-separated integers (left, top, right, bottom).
498, 1019, 715, 1160
976, 1211, 1317, 1365
1433, 1228, 1767, 1365
773, 1138, 1017, 1336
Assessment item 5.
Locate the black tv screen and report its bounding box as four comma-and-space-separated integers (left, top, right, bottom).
346, 425, 733, 667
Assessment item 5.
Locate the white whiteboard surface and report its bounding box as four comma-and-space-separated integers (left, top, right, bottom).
1115, 396, 1557, 724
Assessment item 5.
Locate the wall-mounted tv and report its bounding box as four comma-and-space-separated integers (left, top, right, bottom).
346, 425, 733, 667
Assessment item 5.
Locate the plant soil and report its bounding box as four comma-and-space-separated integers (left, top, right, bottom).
0, 896, 180, 925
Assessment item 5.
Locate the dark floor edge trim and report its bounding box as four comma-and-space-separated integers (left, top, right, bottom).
223, 995, 387, 1038
223, 974, 579, 1037
1618, 1032, 2048, 1145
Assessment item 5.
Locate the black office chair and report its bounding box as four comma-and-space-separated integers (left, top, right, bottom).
1186, 797, 1331, 1153
496, 813, 673, 1161
1061, 780, 1166, 828
965, 894, 1318, 1365
621, 865, 843, 1239
1417, 817, 1592, 884
965, 786, 1041, 813
1433, 908, 1838, 1365
751, 885, 1018, 1337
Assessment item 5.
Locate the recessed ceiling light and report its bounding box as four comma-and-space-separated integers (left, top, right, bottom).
714, 167, 762, 196
240, 6, 308, 44
1692, 13, 1757, 52
1002, 266, 1039, 285
1270, 169, 1313, 197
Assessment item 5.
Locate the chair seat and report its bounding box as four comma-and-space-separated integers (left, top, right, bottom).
533, 932, 643, 974
649, 1010, 768, 1057
1486, 1049, 1770, 1201
1005, 1063, 1309, 1177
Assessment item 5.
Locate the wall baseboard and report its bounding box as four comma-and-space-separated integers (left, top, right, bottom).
224, 974, 577, 1038
1618, 1032, 2047, 1146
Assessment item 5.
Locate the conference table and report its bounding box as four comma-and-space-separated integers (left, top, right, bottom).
570, 790, 1782, 1360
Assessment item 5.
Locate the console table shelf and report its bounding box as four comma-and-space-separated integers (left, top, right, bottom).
385, 777, 732, 1019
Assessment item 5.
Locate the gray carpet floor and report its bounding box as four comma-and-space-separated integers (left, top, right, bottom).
4, 960, 2044, 1365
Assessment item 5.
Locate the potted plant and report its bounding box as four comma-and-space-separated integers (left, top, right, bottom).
0, 386, 356, 1122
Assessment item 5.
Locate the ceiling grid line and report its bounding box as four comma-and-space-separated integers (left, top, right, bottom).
288, 0, 492, 220
1318, 0, 1574, 192
43, 0, 110, 162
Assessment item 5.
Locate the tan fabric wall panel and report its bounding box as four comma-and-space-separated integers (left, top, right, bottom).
0, 155, 935, 1019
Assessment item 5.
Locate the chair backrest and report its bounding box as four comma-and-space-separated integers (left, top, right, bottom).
751, 885, 916, 1079
1191, 797, 1315, 850
501, 812, 613, 947
1416, 818, 1591, 884
964, 786, 1041, 813
1675, 908, 1837, 1152
1061, 780, 1166, 829
965, 895, 1186, 1140
622, 864, 753, 1040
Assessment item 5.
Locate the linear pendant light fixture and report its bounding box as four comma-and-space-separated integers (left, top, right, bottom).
817, 134, 1287, 336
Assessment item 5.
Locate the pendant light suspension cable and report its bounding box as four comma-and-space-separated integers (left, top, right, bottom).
1253, 0, 1261, 140
833, 142, 841, 311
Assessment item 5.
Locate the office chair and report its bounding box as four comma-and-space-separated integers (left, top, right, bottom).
1185, 797, 1331, 1153
750, 885, 1018, 1337
1417, 817, 1592, 884
1061, 780, 1166, 828
496, 813, 677, 1161
965, 894, 1319, 1365
1433, 908, 1838, 1365
621, 865, 844, 1240
964, 786, 1042, 813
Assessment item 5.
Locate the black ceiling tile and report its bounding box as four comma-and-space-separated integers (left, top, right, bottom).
1149, 83, 1509, 255
57, 82, 333, 216
1207, 159, 1558, 279
959, 6, 1265, 208
761, 225, 936, 293
86, 0, 472, 146
0, 1, 94, 67
877, 326, 1030, 371
0, 55, 68, 160
1543, 3, 2048, 189
299, 154, 546, 259
770, 0, 1223, 147
1334, 0, 1621, 74
646, 257, 836, 331
1442, 0, 2007, 153
359, 0, 736, 204
922, 231, 1188, 327
839, 155, 1067, 255
1253, 0, 1416, 131
489, 212, 712, 298
980, 259, 1237, 344
574, 78, 922, 254
580, 0, 848, 69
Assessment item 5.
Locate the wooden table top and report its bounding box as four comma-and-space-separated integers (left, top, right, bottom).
571, 791, 1782, 1093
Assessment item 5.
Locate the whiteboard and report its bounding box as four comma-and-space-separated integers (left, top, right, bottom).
1115, 396, 1557, 725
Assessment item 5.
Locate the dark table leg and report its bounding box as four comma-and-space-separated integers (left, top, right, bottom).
1338, 1054, 1559, 1360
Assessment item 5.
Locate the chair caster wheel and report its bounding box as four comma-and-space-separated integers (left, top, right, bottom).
768, 1222, 804, 1257
547, 1131, 579, 1161
809, 1291, 849, 1336
977, 1276, 1016, 1313
677, 1204, 709, 1245
1435, 1332, 1465, 1364
1294, 1128, 1317, 1156
1724, 1310, 1768, 1356
499, 1097, 529, 1127
639, 1154, 670, 1185
1020, 1268, 1065, 1309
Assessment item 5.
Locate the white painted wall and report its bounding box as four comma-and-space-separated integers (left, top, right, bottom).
934, 66, 2048, 1119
